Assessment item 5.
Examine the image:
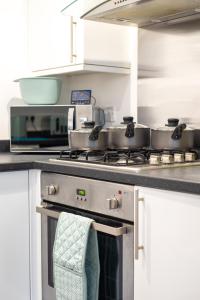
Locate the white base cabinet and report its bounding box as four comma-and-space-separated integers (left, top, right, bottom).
0, 171, 30, 300
29, 170, 42, 300
135, 186, 200, 300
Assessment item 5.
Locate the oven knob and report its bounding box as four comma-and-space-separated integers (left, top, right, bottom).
46, 185, 58, 195
107, 197, 120, 210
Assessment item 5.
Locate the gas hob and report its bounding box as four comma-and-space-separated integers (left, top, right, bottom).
49, 149, 200, 173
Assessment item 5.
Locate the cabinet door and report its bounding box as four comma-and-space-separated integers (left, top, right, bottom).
29, 170, 42, 300
0, 171, 30, 300
83, 20, 133, 66
134, 186, 200, 300
28, 0, 74, 71
28, 0, 133, 73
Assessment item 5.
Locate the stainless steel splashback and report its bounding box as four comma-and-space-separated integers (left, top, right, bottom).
138, 20, 200, 134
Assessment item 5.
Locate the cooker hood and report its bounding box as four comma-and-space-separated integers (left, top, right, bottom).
62, 0, 200, 27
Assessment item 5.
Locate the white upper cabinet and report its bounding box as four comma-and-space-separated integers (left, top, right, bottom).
28, 0, 134, 75
28, 0, 73, 71
134, 186, 200, 300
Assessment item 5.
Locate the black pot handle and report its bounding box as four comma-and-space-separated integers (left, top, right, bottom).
125, 122, 135, 138
166, 118, 179, 127
122, 116, 134, 124
89, 125, 103, 141
171, 123, 187, 140
83, 121, 95, 128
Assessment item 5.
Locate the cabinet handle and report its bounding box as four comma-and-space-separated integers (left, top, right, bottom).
70, 16, 77, 63
134, 189, 144, 260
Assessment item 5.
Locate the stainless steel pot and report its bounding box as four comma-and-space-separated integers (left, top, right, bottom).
69, 121, 108, 150
107, 116, 150, 150
151, 118, 194, 150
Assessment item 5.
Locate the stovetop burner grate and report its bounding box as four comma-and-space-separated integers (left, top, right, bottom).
56, 148, 200, 167
58, 149, 150, 166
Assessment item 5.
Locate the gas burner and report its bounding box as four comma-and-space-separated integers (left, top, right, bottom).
78, 150, 105, 162
103, 151, 119, 163
59, 149, 83, 160
129, 153, 147, 165
103, 151, 147, 166
116, 155, 134, 166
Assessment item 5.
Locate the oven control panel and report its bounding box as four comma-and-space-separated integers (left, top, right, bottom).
41, 172, 134, 222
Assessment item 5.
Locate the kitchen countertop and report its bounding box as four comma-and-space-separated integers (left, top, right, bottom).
0, 153, 52, 172
1, 153, 200, 195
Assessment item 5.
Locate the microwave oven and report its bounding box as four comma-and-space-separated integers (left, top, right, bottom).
10, 105, 104, 153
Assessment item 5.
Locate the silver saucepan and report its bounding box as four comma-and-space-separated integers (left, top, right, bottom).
69, 121, 108, 151
151, 118, 194, 150
107, 116, 150, 150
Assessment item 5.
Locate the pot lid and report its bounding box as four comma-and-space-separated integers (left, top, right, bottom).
72, 121, 93, 132
155, 118, 193, 131
108, 116, 149, 129
72, 121, 107, 133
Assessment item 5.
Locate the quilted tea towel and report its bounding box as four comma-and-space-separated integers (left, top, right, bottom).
53, 212, 100, 300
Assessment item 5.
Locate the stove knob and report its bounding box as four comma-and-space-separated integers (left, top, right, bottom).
107, 197, 120, 210
174, 153, 185, 163
149, 154, 161, 165
185, 152, 196, 162
46, 185, 58, 195
161, 154, 174, 164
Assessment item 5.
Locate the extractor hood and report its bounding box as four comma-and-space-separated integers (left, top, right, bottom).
61, 0, 200, 27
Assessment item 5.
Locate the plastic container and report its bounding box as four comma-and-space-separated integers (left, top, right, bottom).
16, 77, 62, 105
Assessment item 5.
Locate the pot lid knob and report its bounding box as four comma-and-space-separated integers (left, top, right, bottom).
122, 116, 134, 124
167, 118, 179, 127
83, 121, 95, 128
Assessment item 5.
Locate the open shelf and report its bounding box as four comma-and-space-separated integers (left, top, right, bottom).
30, 63, 131, 77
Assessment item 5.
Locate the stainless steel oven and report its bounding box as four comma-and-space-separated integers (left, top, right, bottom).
37, 172, 134, 300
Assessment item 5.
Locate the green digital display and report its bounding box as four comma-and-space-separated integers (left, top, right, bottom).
77, 189, 86, 196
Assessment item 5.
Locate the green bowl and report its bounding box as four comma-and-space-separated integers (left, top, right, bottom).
16, 77, 62, 105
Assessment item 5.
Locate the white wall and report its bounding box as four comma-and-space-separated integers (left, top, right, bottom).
0, 0, 28, 139
59, 73, 132, 126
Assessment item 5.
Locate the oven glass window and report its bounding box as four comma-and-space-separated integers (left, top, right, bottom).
47, 215, 123, 300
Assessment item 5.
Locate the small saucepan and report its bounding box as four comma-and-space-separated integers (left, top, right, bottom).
107, 116, 150, 150
151, 118, 194, 150
69, 121, 108, 151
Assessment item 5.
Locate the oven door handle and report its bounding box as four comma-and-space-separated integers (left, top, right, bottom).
36, 205, 132, 237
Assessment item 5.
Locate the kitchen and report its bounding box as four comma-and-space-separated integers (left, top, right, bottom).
1, 0, 200, 300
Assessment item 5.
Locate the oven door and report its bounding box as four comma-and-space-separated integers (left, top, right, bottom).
37, 204, 134, 300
